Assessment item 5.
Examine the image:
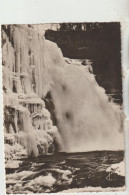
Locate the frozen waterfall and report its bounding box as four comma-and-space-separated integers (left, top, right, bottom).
2, 25, 124, 161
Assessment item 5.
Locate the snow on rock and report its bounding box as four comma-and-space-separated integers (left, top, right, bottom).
6, 172, 56, 194
106, 161, 125, 177
27, 173, 56, 187
4, 141, 27, 162
5, 160, 22, 169
6, 170, 34, 184
51, 169, 72, 185
6, 168, 73, 193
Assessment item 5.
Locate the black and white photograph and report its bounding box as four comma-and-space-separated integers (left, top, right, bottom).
1, 22, 126, 193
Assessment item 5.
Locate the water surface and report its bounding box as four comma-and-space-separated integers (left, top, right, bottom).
6, 150, 125, 193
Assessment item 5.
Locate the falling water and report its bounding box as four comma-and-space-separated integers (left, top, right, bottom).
45, 41, 124, 152
2, 25, 124, 159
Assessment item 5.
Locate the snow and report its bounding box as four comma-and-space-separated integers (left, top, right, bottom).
6, 171, 56, 194
50, 168, 71, 175
6, 170, 34, 184
51, 169, 72, 185
27, 173, 56, 187
4, 142, 27, 161
106, 161, 125, 177
5, 160, 22, 169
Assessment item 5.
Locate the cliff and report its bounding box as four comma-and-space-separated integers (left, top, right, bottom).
2, 25, 63, 162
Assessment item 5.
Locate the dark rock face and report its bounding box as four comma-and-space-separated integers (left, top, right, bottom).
4, 106, 17, 133
44, 91, 57, 126
81, 60, 87, 65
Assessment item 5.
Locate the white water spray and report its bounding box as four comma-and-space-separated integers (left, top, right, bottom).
45, 40, 124, 152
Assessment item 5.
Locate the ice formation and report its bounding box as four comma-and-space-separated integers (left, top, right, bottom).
2, 25, 63, 161
2, 24, 124, 162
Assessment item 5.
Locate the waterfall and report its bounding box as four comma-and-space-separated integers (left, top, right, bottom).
49, 62, 124, 152
2, 25, 124, 161
44, 39, 124, 152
